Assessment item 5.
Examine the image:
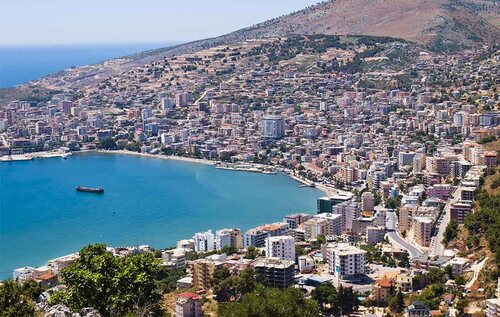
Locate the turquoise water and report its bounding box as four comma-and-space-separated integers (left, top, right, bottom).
0, 43, 174, 88
0, 153, 322, 279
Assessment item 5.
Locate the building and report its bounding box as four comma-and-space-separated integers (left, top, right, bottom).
253, 258, 295, 289
367, 227, 386, 245
265, 236, 295, 260
332, 201, 360, 232
304, 217, 329, 241
486, 278, 500, 317
405, 301, 431, 317
450, 201, 473, 224
262, 115, 285, 139
324, 243, 367, 280
162, 249, 186, 269
399, 205, 417, 234
413, 217, 433, 247
243, 222, 289, 248
426, 156, 449, 176
13, 267, 35, 281
314, 213, 342, 236
373, 278, 396, 305
283, 213, 312, 229
298, 255, 315, 273
191, 255, 226, 289
317, 193, 353, 214
193, 230, 215, 252
243, 228, 269, 248
176, 292, 202, 317
398, 151, 416, 170
361, 192, 375, 212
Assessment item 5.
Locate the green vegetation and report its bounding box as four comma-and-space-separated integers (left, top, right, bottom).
388, 290, 405, 313
219, 284, 320, 317
465, 190, 500, 266
49, 244, 165, 316
411, 283, 446, 310
479, 136, 497, 144
0, 280, 43, 317
311, 284, 358, 316
98, 138, 118, 150
211, 267, 264, 303
443, 220, 459, 245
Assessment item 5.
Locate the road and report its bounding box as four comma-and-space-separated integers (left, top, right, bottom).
386, 211, 424, 259
465, 257, 488, 289
429, 187, 461, 256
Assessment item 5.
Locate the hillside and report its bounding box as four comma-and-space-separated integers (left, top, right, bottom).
1, 0, 498, 106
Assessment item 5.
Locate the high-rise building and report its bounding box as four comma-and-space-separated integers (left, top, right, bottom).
193, 230, 215, 252
253, 258, 295, 289
262, 115, 285, 139
215, 228, 243, 250
332, 201, 360, 232
413, 217, 433, 247
265, 236, 295, 260
324, 243, 367, 280
361, 192, 374, 212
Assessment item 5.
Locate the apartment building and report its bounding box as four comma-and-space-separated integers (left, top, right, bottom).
265, 236, 295, 260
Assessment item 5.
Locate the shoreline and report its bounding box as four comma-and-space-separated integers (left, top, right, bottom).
87, 150, 216, 166
2, 148, 334, 196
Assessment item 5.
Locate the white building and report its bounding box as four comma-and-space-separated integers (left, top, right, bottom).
193, 230, 215, 252
314, 213, 342, 236
324, 243, 367, 280
265, 236, 295, 260
162, 249, 186, 269
298, 255, 315, 273
13, 266, 35, 281
486, 278, 500, 317
262, 115, 285, 139
215, 229, 232, 251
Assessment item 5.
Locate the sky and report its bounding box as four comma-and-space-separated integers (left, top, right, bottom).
1, 0, 320, 46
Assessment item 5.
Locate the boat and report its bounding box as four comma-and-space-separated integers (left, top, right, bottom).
76, 186, 104, 194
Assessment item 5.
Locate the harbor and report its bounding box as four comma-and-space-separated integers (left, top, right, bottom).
0, 150, 71, 162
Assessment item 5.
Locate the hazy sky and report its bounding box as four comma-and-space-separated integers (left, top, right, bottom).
1, 0, 320, 46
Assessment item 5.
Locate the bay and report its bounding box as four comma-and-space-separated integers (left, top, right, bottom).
0, 153, 322, 279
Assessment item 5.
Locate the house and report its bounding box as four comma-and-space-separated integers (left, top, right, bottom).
176, 292, 202, 317
406, 301, 431, 317
373, 278, 396, 305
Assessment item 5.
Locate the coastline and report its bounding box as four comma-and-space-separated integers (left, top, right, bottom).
87, 150, 216, 166
2, 148, 334, 196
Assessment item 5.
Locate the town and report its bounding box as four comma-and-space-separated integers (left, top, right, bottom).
1, 34, 500, 317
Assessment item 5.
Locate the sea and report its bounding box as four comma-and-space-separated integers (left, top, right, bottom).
0, 153, 322, 279
0, 43, 173, 88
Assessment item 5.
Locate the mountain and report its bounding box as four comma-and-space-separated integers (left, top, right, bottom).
1, 0, 498, 105
215, 0, 499, 51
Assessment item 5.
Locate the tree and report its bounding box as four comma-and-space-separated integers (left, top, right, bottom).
99, 138, 118, 150
399, 252, 410, 268
212, 268, 264, 302
0, 280, 39, 317
443, 220, 459, 244
316, 234, 326, 245
428, 268, 446, 284
244, 246, 259, 259
218, 285, 320, 317
388, 291, 405, 313
52, 244, 164, 316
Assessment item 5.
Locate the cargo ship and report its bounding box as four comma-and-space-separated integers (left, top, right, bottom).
76, 186, 104, 194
